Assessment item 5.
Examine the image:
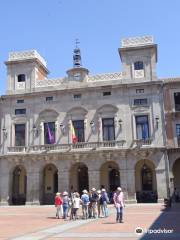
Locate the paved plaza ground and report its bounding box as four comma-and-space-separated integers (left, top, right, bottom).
0, 203, 180, 240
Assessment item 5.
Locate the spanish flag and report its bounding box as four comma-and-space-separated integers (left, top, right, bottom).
71, 121, 78, 144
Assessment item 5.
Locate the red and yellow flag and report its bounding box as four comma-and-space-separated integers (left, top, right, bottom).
71, 121, 77, 144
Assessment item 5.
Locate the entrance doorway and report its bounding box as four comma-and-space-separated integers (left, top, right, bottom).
12, 166, 27, 205
43, 164, 58, 204
70, 163, 89, 194
172, 158, 180, 202
135, 160, 157, 203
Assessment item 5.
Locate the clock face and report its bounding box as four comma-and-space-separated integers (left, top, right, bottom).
74, 72, 81, 80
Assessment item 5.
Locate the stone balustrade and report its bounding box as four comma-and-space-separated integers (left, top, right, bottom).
121, 36, 154, 48
7, 140, 126, 153
133, 139, 152, 146
35, 72, 125, 88
8, 50, 47, 67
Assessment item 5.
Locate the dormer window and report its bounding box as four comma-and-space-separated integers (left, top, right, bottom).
134, 61, 144, 70
18, 74, 26, 82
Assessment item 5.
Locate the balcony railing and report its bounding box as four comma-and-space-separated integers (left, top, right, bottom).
133, 139, 152, 146
7, 140, 126, 153
7, 146, 27, 153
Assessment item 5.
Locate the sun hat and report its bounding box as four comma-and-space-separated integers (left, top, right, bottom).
62, 191, 68, 196
117, 187, 122, 191
91, 187, 96, 191
97, 190, 101, 194
56, 192, 60, 196
101, 188, 106, 192
82, 189, 88, 194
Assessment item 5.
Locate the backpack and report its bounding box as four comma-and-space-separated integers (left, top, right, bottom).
82, 194, 89, 204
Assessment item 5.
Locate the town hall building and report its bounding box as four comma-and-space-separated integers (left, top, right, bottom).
0, 36, 179, 205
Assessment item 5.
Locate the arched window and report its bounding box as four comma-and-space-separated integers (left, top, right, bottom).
134, 61, 144, 70
141, 165, 153, 191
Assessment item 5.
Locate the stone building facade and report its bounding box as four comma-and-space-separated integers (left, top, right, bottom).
0, 36, 170, 205
163, 79, 180, 197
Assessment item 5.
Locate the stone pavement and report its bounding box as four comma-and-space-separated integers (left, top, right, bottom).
0, 203, 180, 240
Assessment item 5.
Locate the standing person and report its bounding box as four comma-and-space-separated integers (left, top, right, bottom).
100, 188, 109, 217
72, 192, 82, 220
90, 188, 99, 218
55, 192, 63, 219
97, 190, 101, 218
62, 191, 69, 220
113, 187, 125, 223
81, 189, 90, 219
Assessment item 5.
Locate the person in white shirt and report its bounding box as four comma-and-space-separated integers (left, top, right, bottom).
72, 192, 82, 220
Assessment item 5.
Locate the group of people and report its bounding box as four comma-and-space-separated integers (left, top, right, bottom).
55, 186, 125, 223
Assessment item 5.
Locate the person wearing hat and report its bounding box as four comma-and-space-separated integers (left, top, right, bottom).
100, 188, 109, 218
90, 188, 99, 218
113, 187, 124, 223
81, 189, 90, 219
55, 192, 63, 219
62, 191, 70, 220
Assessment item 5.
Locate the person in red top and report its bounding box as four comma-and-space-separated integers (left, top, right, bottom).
55, 192, 63, 219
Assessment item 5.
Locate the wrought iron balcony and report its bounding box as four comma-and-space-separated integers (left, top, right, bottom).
7, 140, 126, 153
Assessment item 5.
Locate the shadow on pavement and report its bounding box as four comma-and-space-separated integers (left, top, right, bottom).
139, 203, 180, 240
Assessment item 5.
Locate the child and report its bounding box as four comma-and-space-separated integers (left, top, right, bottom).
55, 192, 63, 219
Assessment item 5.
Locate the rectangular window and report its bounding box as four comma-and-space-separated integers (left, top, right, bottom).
46, 96, 53, 102
72, 120, 85, 142
15, 124, 25, 146
17, 74, 26, 82
134, 98, 148, 106
134, 61, 144, 70
17, 99, 24, 104
174, 93, 180, 111
15, 109, 26, 115
102, 118, 115, 141
73, 94, 81, 99
44, 122, 55, 144
136, 89, 144, 94
135, 115, 149, 140
103, 91, 111, 96
176, 124, 180, 136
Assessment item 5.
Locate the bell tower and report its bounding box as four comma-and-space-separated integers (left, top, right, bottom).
66, 39, 89, 81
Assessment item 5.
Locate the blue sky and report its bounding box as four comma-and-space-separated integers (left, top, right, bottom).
0, 0, 180, 94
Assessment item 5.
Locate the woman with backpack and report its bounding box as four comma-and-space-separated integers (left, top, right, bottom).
81, 189, 90, 219
100, 188, 109, 218
62, 191, 70, 220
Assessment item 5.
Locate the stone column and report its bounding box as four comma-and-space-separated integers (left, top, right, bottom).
98, 115, 102, 142
88, 170, 100, 190
0, 169, 10, 205
119, 169, 136, 203
58, 169, 70, 193
40, 122, 44, 145
26, 171, 40, 205
155, 168, 168, 202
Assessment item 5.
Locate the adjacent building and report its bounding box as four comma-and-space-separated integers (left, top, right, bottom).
0, 36, 174, 205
